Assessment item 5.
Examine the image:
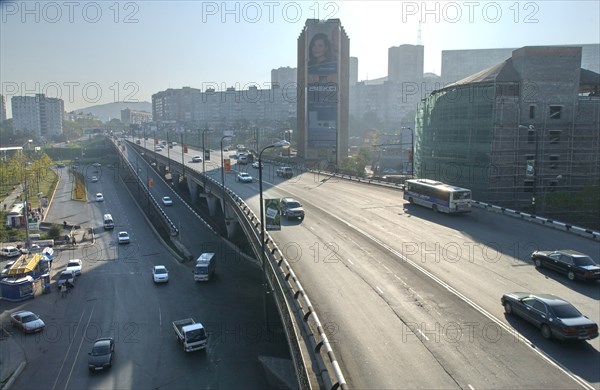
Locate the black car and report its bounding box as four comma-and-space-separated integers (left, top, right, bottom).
501, 292, 598, 341
531, 250, 600, 281
88, 338, 115, 371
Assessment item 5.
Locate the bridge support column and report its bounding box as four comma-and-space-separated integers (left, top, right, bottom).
202, 193, 220, 216
187, 180, 198, 202
171, 172, 180, 184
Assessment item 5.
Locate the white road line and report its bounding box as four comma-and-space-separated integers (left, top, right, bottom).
468, 385, 475, 390
376, 286, 384, 295
303, 201, 595, 390
51, 310, 87, 390
347, 258, 354, 265
417, 329, 430, 341
63, 305, 96, 390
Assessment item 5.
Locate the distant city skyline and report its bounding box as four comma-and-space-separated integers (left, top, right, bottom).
1, 1, 598, 116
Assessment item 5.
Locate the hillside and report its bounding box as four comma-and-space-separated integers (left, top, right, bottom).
71, 101, 152, 123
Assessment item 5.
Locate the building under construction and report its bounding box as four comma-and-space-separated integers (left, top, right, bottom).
415, 46, 600, 228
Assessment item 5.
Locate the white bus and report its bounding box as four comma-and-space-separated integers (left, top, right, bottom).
403, 179, 472, 213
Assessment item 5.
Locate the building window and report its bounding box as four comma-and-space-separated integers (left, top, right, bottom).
524, 180, 534, 192
529, 105, 535, 119
549, 180, 558, 191
549, 130, 561, 144
549, 106, 562, 119
527, 130, 535, 144
549, 155, 559, 169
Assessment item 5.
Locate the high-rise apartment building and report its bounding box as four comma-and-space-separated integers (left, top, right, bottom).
12, 94, 64, 138
271, 67, 297, 89
297, 19, 350, 164
388, 44, 424, 83
349, 57, 358, 86
0, 94, 6, 122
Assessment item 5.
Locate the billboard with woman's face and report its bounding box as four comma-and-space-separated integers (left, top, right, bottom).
306, 21, 340, 151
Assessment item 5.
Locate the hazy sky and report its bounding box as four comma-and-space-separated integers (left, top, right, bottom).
1, 0, 598, 115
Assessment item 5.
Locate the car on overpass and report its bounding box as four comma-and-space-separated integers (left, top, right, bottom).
501, 292, 598, 341
236, 172, 253, 183
531, 249, 600, 281
162, 196, 173, 206
192, 155, 202, 162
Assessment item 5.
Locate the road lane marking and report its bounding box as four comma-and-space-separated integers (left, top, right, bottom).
417, 329, 430, 341
376, 286, 384, 295
51, 309, 87, 390
63, 304, 96, 390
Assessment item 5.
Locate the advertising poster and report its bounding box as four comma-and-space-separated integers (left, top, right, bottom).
265, 198, 281, 231
306, 21, 339, 149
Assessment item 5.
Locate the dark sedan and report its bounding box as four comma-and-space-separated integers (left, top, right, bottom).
531, 249, 600, 281
501, 292, 598, 341
88, 338, 115, 371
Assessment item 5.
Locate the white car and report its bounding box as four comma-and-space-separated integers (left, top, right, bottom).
236, 172, 253, 183
252, 161, 263, 169
95, 193, 104, 202
90, 176, 98, 183
10, 310, 45, 333
191, 155, 202, 163
152, 265, 169, 283
155, 146, 163, 151
1, 261, 16, 278
65, 259, 82, 276
1, 246, 21, 258
162, 196, 173, 206
118, 231, 130, 244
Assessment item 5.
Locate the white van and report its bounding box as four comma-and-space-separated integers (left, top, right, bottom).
194, 253, 216, 282
103, 214, 114, 230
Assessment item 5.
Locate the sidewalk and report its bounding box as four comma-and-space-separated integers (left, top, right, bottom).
0, 167, 92, 390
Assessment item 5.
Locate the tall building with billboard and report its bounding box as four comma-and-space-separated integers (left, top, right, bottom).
297, 19, 349, 165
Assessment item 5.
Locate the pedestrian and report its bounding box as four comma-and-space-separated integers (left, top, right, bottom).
60, 283, 67, 297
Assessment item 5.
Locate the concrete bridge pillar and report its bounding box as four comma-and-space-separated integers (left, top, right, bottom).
172, 173, 180, 184
187, 180, 199, 201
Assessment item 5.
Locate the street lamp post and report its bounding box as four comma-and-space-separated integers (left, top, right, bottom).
220, 135, 232, 213
21, 139, 33, 250
519, 124, 539, 214
259, 140, 290, 324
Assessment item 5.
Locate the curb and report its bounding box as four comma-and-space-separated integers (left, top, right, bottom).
2, 361, 26, 390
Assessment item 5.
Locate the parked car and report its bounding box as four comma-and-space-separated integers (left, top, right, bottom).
236, 172, 253, 183
162, 196, 173, 206
531, 250, 600, 281
88, 338, 115, 371
501, 292, 599, 341
10, 310, 45, 333
1, 261, 16, 279
0, 246, 21, 258
95, 193, 104, 202
280, 198, 305, 221
152, 265, 169, 283
191, 155, 202, 163
118, 231, 130, 244
66, 259, 83, 276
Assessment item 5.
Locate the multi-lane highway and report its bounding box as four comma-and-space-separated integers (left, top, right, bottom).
149, 140, 599, 389
2, 156, 290, 389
